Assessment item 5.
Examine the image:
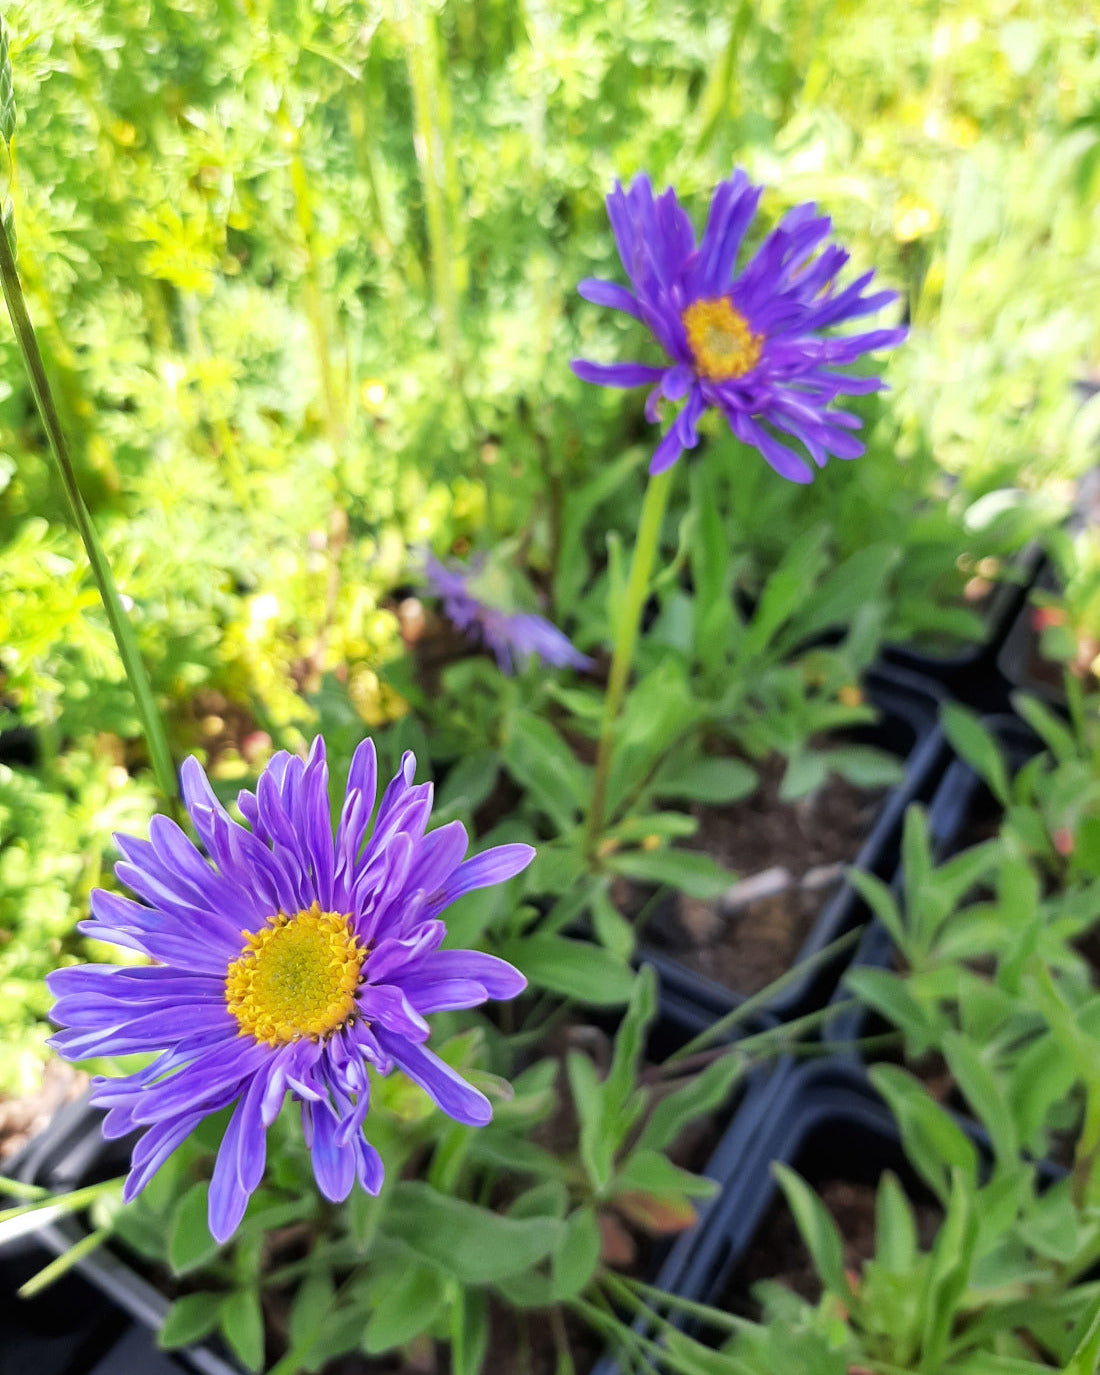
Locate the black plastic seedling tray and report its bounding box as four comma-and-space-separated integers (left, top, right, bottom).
883, 546, 1044, 710
639, 663, 950, 1028
828, 713, 1040, 1053
0, 1232, 218, 1375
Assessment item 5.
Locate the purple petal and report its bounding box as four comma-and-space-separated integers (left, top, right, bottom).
577, 278, 644, 319
376, 1032, 492, 1127
571, 359, 666, 388
424, 843, 534, 915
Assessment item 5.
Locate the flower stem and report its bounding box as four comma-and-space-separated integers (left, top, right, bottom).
399, 0, 463, 390
0, 224, 179, 808
585, 464, 676, 862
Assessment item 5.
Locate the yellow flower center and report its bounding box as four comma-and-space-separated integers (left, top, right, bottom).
225, 903, 366, 1046
681, 297, 763, 380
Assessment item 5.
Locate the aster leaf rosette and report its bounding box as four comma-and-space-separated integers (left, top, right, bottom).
425, 550, 593, 675
47, 738, 533, 1244
572, 169, 907, 482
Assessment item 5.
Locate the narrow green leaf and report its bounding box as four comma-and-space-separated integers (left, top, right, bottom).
500, 934, 636, 1006
1012, 691, 1077, 765
567, 1049, 610, 1192
1064, 1290, 1100, 1374
589, 885, 636, 961
220, 1288, 265, 1372
875, 1171, 918, 1273
501, 710, 588, 832
362, 1264, 446, 1354
639, 1052, 746, 1154
380, 1182, 564, 1283
549, 1208, 601, 1301
607, 847, 734, 899
652, 757, 757, 804
940, 1029, 1018, 1165
168, 1182, 222, 1275
603, 964, 656, 1129
869, 1065, 978, 1203
941, 704, 1011, 805
288, 1266, 336, 1354
614, 1148, 717, 1200
772, 1163, 852, 1303
847, 867, 907, 951
158, 1293, 221, 1350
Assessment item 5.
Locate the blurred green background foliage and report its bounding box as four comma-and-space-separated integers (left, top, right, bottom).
0, 0, 1098, 1091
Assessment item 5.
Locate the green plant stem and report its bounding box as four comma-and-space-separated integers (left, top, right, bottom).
0, 1176, 125, 1227
616, 1274, 756, 1336
663, 927, 861, 1064
585, 465, 676, 862
18, 1225, 112, 1298
400, 0, 462, 388
0, 225, 178, 809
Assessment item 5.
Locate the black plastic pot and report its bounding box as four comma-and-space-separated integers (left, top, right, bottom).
0, 1232, 234, 1375
637, 663, 950, 1028
668, 1060, 920, 1315
9, 990, 775, 1375
996, 562, 1067, 710
657, 1058, 1061, 1333
882, 545, 1044, 710
828, 714, 1040, 1054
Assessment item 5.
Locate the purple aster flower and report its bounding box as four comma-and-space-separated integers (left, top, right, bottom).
425, 551, 593, 675
572, 169, 907, 482
47, 739, 532, 1244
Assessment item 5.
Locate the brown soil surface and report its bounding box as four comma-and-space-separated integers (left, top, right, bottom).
730, 1177, 941, 1316
629, 759, 885, 996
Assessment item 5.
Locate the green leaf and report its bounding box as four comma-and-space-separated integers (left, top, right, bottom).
380, 1182, 565, 1283
941, 1029, 1019, 1165
501, 710, 589, 832
589, 885, 636, 961
734, 527, 830, 666
1017, 1179, 1079, 1264
567, 1049, 611, 1192
1011, 692, 1077, 765
652, 757, 757, 804
772, 1163, 852, 1303
843, 968, 942, 1056
500, 934, 636, 1006
168, 1182, 222, 1275
901, 806, 934, 922
1063, 1290, 1100, 1374
847, 868, 906, 951
0, 18, 14, 147
827, 745, 904, 790
603, 964, 656, 1130
158, 1293, 220, 1350
452, 1287, 489, 1375
508, 1179, 568, 1220
220, 1288, 265, 1372
549, 1208, 601, 1301
434, 749, 500, 819
778, 750, 830, 801
614, 1148, 717, 1201
874, 1171, 918, 1273
607, 847, 734, 899
941, 704, 1011, 805
920, 1168, 979, 1371
288, 1266, 336, 1356
639, 1051, 746, 1154
362, 1263, 447, 1354
869, 1065, 978, 1203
